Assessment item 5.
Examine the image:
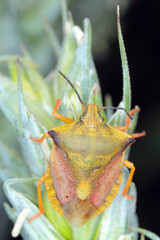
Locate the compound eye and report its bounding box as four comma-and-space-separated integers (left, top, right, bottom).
101, 116, 104, 122
79, 115, 84, 121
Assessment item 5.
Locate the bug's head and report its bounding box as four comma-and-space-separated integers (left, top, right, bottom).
79, 104, 104, 127
59, 71, 133, 127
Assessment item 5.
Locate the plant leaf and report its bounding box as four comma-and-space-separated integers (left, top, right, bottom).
0, 74, 18, 128
59, 18, 104, 122
117, 6, 131, 112
43, 16, 61, 59
109, 6, 131, 127
3, 178, 65, 240
0, 55, 38, 68
17, 59, 50, 177
0, 143, 30, 181
130, 227, 160, 240
71, 214, 101, 240
98, 167, 138, 240
68, 18, 101, 105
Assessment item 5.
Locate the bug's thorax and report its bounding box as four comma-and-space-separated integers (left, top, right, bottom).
80, 104, 104, 128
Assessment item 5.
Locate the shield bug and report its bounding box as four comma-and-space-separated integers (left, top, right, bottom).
28, 71, 145, 227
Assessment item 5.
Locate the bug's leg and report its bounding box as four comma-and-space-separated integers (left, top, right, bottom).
122, 160, 135, 200
116, 108, 141, 131
53, 98, 74, 124
131, 131, 146, 138
30, 132, 50, 143
28, 174, 45, 222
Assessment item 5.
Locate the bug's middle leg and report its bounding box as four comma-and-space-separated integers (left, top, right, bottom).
30, 132, 50, 143
130, 132, 146, 138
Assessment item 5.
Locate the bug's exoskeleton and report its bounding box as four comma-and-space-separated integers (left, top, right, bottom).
28, 72, 146, 227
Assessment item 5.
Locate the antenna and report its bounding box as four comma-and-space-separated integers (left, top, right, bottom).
100, 106, 133, 120
59, 71, 85, 111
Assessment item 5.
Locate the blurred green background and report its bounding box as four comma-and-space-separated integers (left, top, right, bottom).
0, 0, 159, 239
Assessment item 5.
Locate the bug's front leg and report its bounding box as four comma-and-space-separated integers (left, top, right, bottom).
53, 98, 74, 124
123, 160, 135, 200
117, 108, 141, 131
28, 174, 46, 222
114, 108, 146, 138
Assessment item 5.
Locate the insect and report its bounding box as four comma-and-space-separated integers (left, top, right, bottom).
28, 71, 145, 227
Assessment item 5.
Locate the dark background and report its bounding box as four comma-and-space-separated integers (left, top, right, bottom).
96, 0, 160, 237
2, 0, 160, 239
